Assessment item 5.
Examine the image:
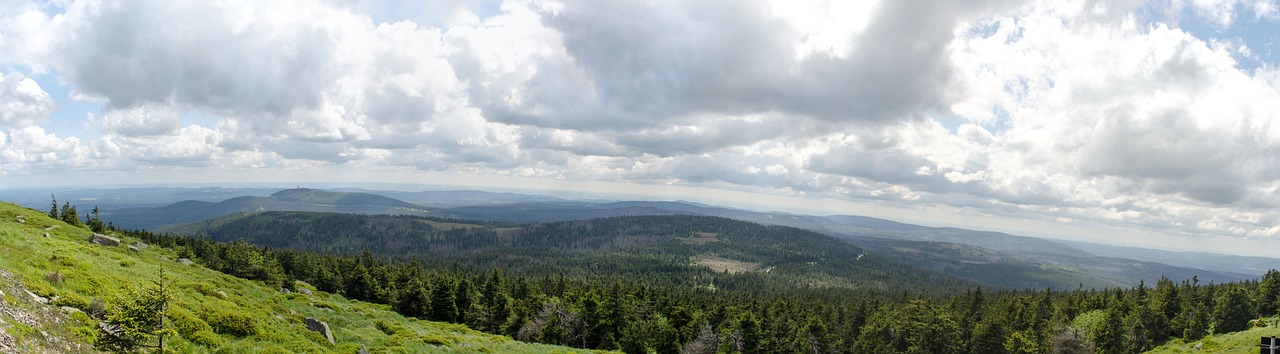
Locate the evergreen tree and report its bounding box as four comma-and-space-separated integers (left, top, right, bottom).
1212, 285, 1254, 333
87, 205, 106, 233
1091, 309, 1125, 354
429, 277, 459, 322
49, 194, 57, 219
102, 269, 176, 352
1258, 269, 1280, 316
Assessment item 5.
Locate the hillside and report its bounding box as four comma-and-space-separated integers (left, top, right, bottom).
0, 202, 588, 353
165, 211, 973, 293
102, 188, 463, 230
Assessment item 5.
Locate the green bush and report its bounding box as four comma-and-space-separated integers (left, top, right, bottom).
376, 320, 407, 336
67, 311, 99, 345
51, 292, 89, 310
24, 279, 56, 298
178, 282, 221, 298
208, 310, 258, 337
188, 329, 223, 348
421, 334, 452, 346
170, 307, 212, 336
119, 259, 136, 267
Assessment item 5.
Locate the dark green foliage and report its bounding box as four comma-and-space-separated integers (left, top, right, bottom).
101, 270, 176, 352
1211, 285, 1254, 333
114, 214, 1280, 354
1259, 269, 1280, 316
208, 310, 258, 337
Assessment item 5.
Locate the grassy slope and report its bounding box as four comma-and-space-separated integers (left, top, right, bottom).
0, 201, 593, 353
1147, 321, 1280, 354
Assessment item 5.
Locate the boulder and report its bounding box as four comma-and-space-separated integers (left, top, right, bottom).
281, 288, 291, 294
87, 233, 120, 247
177, 258, 193, 266
130, 242, 148, 250
127, 245, 140, 253
359, 344, 369, 354
304, 317, 335, 345
297, 288, 313, 295
25, 290, 47, 304
215, 290, 227, 299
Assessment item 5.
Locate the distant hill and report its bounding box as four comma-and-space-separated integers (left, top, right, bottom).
166, 212, 974, 293
104, 188, 463, 230
437, 200, 1260, 289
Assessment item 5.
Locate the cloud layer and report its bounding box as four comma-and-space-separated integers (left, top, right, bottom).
2, 0, 1280, 249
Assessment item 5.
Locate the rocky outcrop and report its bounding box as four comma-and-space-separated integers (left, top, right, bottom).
304, 317, 335, 345
177, 258, 193, 266
87, 233, 120, 247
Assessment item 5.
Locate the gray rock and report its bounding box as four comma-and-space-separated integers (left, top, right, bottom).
127, 245, 140, 252
60, 306, 82, 314
42, 233, 49, 238
177, 258, 193, 266
359, 344, 369, 354
297, 288, 313, 295
24, 290, 47, 304
157, 255, 169, 261
281, 288, 291, 294
87, 233, 120, 247
131, 242, 148, 250
304, 317, 335, 345
216, 290, 227, 299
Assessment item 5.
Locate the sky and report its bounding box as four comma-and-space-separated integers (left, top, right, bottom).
2, 0, 1280, 256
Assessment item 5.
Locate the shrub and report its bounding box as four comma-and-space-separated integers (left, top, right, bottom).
178, 282, 220, 298
44, 270, 64, 285
88, 298, 107, 319
119, 259, 136, 267
188, 330, 223, 348
51, 292, 89, 311
376, 320, 407, 336
24, 279, 56, 298
170, 307, 212, 336
208, 310, 258, 337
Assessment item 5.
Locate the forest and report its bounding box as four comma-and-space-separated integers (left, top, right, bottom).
107, 210, 1280, 354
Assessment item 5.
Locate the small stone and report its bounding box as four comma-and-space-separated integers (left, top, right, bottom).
127, 245, 140, 252
297, 288, 313, 295
25, 290, 47, 304
359, 344, 370, 354
177, 258, 193, 266
304, 317, 335, 345
157, 255, 169, 261
216, 290, 227, 299
60, 306, 82, 314
281, 288, 291, 294
131, 242, 148, 250
42, 233, 49, 238
87, 233, 120, 247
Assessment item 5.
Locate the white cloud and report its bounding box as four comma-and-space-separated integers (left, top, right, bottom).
1, 0, 1280, 253
0, 71, 54, 128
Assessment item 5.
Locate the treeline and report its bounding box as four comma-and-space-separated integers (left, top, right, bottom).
119, 226, 1280, 354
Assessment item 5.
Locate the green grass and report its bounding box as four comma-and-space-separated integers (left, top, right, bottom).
1148, 319, 1280, 353
0, 202, 603, 353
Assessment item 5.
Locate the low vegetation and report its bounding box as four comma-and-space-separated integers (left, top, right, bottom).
6, 198, 1280, 353
0, 201, 591, 353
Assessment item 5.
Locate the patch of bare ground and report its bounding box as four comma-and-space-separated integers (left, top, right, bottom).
693, 255, 760, 274
682, 232, 719, 245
